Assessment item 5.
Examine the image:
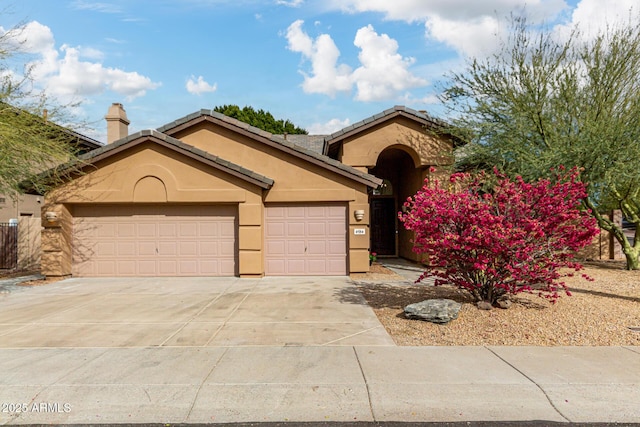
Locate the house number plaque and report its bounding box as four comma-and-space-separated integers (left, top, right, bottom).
354, 228, 366, 235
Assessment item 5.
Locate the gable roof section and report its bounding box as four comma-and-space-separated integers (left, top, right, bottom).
77, 130, 274, 189
274, 134, 327, 155
157, 110, 382, 188
325, 105, 462, 150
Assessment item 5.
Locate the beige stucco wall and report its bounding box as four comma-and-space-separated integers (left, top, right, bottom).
339, 117, 453, 169
43, 133, 372, 277
174, 122, 365, 202
0, 194, 42, 222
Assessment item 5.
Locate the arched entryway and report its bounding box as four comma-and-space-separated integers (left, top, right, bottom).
369, 146, 426, 260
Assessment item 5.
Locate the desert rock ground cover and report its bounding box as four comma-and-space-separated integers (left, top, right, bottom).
353, 261, 640, 346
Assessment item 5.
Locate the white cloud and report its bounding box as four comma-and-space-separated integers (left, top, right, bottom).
286, 20, 426, 101
425, 15, 505, 57
70, 1, 122, 14
276, 0, 304, 6
352, 25, 427, 101
47, 45, 161, 100
186, 75, 218, 95
286, 20, 353, 97
105, 37, 126, 44
78, 46, 105, 60
308, 118, 351, 134
325, 0, 568, 57
554, 0, 639, 42
4, 21, 161, 102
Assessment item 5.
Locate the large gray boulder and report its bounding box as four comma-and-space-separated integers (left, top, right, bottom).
404, 299, 462, 324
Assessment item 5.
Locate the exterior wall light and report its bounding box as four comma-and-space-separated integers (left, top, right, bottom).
354, 210, 365, 221
44, 211, 58, 223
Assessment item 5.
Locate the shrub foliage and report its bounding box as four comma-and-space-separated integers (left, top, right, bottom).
399, 167, 599, 304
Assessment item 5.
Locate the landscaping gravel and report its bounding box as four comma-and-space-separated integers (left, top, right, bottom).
353, 261, 640, 346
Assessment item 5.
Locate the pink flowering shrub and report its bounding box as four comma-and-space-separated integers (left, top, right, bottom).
399, 167, 599, 305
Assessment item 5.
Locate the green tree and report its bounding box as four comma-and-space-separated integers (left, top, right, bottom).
0, 21, 86, 198
442, 15, 640, 270
213, 104, 307, 135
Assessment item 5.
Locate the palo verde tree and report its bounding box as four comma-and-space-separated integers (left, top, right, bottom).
441, 15, 640, 269
213, 104, 307, 135
0, 21, 86, 199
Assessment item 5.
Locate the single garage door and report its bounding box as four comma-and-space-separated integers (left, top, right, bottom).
72, 205, 237, 276
265, 204, 347, 275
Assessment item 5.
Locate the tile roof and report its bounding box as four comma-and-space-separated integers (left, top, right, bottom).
79, 129, 274, 189
157, 110, 382, 188
274, 134, 327, 155
326, 105, 455, 145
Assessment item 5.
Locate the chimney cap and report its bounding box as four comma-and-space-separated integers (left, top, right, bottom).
105, 102, 130, 125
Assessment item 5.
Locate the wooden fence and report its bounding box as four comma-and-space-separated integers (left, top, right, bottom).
0, 222, 18, 269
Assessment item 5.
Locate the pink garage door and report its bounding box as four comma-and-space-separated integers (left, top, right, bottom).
72, 205, 237, 277
265, 204, 347, 275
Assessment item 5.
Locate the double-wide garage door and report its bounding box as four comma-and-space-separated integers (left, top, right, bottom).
265, 204, 347, 275
72, 205, 237, 277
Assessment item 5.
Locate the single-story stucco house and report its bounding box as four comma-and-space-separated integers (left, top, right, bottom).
37, 103, 457, 278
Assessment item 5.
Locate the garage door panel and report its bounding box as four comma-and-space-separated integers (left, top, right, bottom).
97, 223, 116, 237
328, 240, 346, 255
96, 242, 116, 256
117, 261, 136, 275
137, 223, 156, 238
117, 223, 135, 237
158, 241, 177, 256
199, 241, 218, 256
159, 223, 177, 237
158, 260, 177, 275
138, 242, 156, 256
219, 259, 235, 276
118, 242, 136, 256
73, 205, 237, 277
307, 222, 326, 236
265, 259, 285, 275
96, 261, 116, 275
287, 207, 305, 218
287, 240, 306, 256
287, 222, 305, 236
265, 204, 346, 276
307, 259, 327, 274
327, 259, 345, 273
220, 222, 236, 238
287, 259, 306, 274
179, 223, 198, 237
265, 241, 285, 255
307, 240, 326, 255
179, 241, 198, 256
220, 241, 236, 257
307, 206, 328, 217
179, 260, 197, 275
266, 222, 285, 238
328, 222, 345, 236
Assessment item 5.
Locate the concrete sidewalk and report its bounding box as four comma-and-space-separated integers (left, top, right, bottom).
0, 345, 638, 424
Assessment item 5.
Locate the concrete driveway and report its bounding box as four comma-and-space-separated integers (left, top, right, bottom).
0, 276, 394, 348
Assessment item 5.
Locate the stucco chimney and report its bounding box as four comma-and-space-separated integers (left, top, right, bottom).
105, 103, 130, 143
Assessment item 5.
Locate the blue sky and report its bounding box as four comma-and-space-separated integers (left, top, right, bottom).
2, 0, 637, 142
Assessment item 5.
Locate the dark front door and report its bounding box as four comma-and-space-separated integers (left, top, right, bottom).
370, 198, 396, 256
